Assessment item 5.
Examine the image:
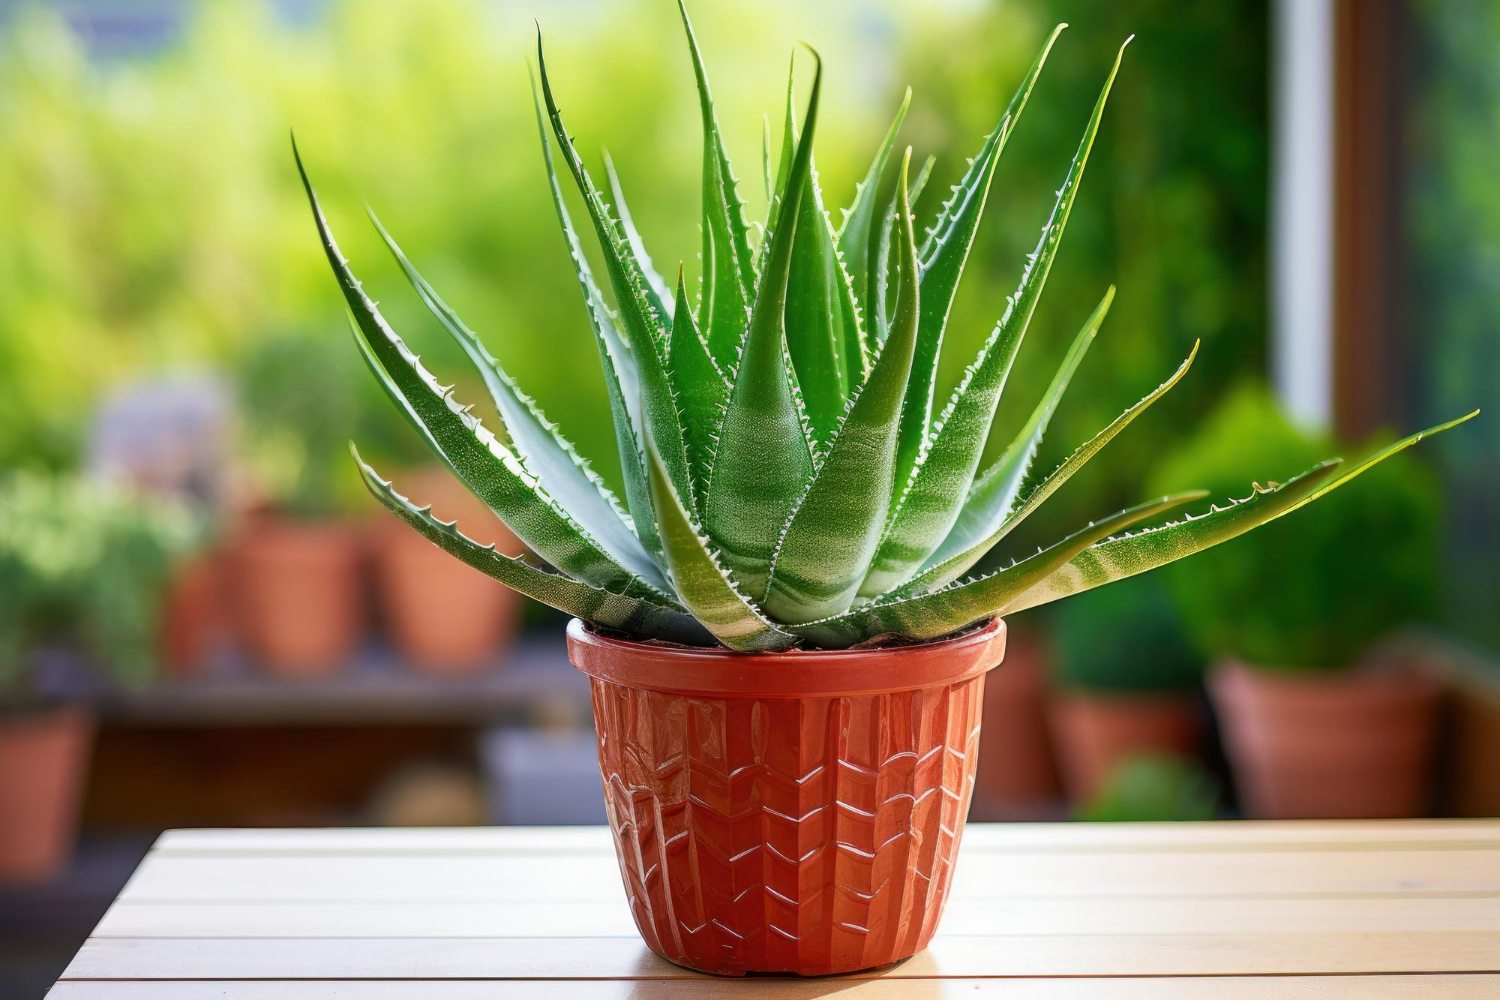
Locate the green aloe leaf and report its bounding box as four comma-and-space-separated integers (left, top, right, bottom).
838, 87, 911, 325
703, 46, 822, 599
602, 151, 673, 316
763, 149, 922, 624
1003, 411, 1478, 614
529, 80, 657, 560
295, 141, 670, 603
354, 447, 705, 644
874, 153, 935, 340
536, 40, 696, 515
666, 268, 731, 510
863, 286, 1112, 598
645, 428, 798, 652
365, 209, 667, 592
952, 287, 1107, 557
895, 23, 1070, 490
1282, 410, 1480, 515
1001, 462, 1342, 614
792, 491, 1201, 648
781, 102, 867, 447
912, 340, 1198, 594
760, 53, 798, 273
677, 0, 756, 373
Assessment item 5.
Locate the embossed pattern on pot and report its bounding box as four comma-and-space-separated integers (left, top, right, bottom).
587, 673, 985, 976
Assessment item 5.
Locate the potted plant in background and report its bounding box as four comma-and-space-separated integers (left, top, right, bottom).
234, 334, 369, 677
295, 5, 1472, 976
372, 464, 522, 675
971, 616, 1064, 818
0, 472, 198, 881
1152, 383, 1448, 819
1049, 575, 1203, 802
1075, 753, 1220, 822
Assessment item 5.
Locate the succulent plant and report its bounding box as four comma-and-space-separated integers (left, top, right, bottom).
294, 6, 1475, 652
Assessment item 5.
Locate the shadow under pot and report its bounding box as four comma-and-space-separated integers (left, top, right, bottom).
567, 618, 1007, 977
1209, 660, 1440, 819
234, 516, 366, 677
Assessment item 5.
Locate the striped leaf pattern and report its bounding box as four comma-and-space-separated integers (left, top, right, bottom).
307, 15, 1472, 651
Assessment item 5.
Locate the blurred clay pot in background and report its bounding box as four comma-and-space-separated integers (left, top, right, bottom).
160, 547, 231, 677
972, 627, 1062, 817
235, 515, 366, 677
373, 467, 521, 676
1048, 692, 1200, 802
0, 706, 94, 883
1210, 660, 1440, 819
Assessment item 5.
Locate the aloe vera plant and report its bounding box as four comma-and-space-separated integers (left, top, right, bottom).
297, 8, 1475, 652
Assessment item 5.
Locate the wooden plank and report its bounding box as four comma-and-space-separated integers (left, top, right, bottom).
115, 848, 1500, 904
60, 931, 1500, 980
94, 894, 1500, 939
42, 975, 1500, 999
154, 826, 616, 854
153, 820, 1500, 855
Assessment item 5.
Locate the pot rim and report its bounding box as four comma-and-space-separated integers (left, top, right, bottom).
1212, 658, 1442, 698
566, 616, 1006, 698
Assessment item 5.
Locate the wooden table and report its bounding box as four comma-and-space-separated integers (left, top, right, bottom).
52, 821, 1500, 996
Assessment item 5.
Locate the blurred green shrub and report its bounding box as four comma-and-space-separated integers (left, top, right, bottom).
0, 472, 202, 701
1052, 575, 1201, 693
1408, 0, 1500, 652
236, 333, 370, 517
1149, 383, 1442, 671
0, 0, 1267, 529
1075, 753, 1219, 822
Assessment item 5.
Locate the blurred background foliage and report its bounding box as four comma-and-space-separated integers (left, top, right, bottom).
1150, 383, 1442, 671
1407, 0, 1500, 651
0, 471, 201, 696
0, 0, 1266, 534
0, 0, 1487, 657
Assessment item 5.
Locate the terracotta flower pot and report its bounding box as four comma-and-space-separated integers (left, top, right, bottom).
972, 628, 1062, 816
235, 516, 365, 677
160, 548, 230, 677
1049, 691, 1200, 801
374, 468, 521, 675
0, 706, 94, 883
567, 618, 1007, 977
1210, 660, 1441, 819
